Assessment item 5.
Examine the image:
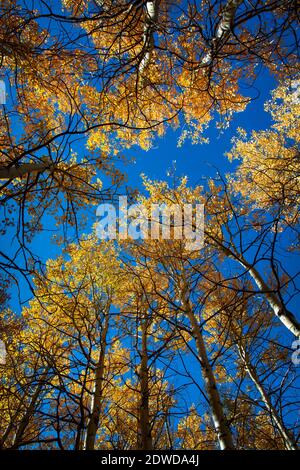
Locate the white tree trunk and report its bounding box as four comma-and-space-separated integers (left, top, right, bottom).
210, 239, 300, 338
138, 1, 159, 79
181, 285, 234, 450
238, 344, 298, 450
202, 0, 243, 65
235, 255, 300, 338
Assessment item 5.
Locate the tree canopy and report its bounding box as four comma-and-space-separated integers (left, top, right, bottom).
0, 0, 299, 451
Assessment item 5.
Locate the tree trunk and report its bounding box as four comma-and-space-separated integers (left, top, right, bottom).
138, 1, 159, 79
214, 241, 300, 338
0, 160, 53, 180
202, 0, 243, 64
238, 344, 298, 451
0, 404, 25, 448
84, 312, 109, 450
237, 257, 300, 338
138, 318, 153, 450
11, 372, 48, 449
181, 286, 234, 450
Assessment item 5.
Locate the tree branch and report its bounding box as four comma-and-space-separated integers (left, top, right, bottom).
0, 159, 54, 180
201, 0, 244, 65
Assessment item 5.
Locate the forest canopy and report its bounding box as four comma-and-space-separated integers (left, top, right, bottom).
0, 0, 299, 451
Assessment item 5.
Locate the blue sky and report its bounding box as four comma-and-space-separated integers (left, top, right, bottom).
9, 62, 298, 366
2, 10, 299, 444
120, 69, 275, 188
4, 66, 279, 310
1, 1, 299, 449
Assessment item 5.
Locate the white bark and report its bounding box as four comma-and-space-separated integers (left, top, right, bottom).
202, 0, 243, 65
0, 79, 6, 105
235, 256, 300, 338
138, 1, 159, 79
181, 284, 234, 450
210, 239, 300, 338
238, 344, 298, 450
